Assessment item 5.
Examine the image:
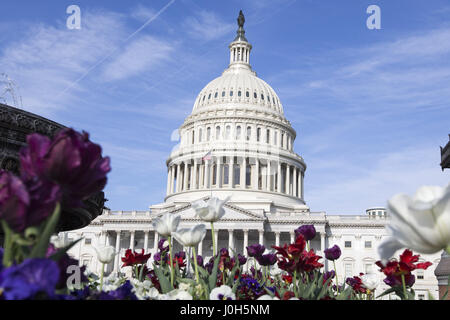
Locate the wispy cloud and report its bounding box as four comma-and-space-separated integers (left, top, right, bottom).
183, 10, 234, 41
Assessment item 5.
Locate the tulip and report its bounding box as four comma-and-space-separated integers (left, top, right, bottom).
324, 245, 341, 261
93, 245, 116, 292
378, 184, 450, 262
294, 224, 316, 241
361, 273, 380, 294
19, 129, 111, 208
152, 212, 180, 287
173, 224, 206, 283
246, 244, 265, 258
191, 196, 229, 256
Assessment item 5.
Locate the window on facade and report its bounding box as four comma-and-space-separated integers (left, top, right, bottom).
418, 294, 425, 300
212, 165, 217, 185
192, 130, 195, 144
238, 91, 241, 97
222, 91, 225, 97
246, 91, 249, 97
254, 92, 257, 99
236, 126, 241, 139
230, 91, 233, 96
266, 129, 270, 143
202, 95, 205, 101
223, 165, 229, 185
344, 263, 352, 278
216, 126, 221, 140
257, 128, 261, 142
267, 95, 269, 101
281, 133, 284, 148
365, 241, 372, 248
345, 241, 352, 248
207, 127, 211, 141
85, 238, 91, 245
246, 164, 251, 186
365, 263, 373, 274
261, 94, 264, 100
199, 128, 202, 143
417, 270, 424, 280
208, 93, 211, 99
225, 125, 231, 139
274, 131, 278, 145
234, 164, 240, 185
214, 92, 218, 98
246, 126, 251, 141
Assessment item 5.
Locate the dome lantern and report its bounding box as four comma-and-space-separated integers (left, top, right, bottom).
228, 10, 252, 68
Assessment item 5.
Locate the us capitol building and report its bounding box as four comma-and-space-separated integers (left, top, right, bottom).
61, 12, 442, 299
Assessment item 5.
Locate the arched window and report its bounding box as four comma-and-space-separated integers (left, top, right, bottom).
214, 92, 218, 98
208, 93, 211, 99
257, 127, 261, 142
246, 91, 249, 97
246, 164, 251, 186
216, 126, 221, 140
281, 133, 284, 148
225, 125, 231, 139
192, 130, 195, 144
234, 164, 240, 185
246, 126, 251, 141
230, 91, 233, 96
261, 94, 264, 100
202, 95, 206, 101
236, 126, 241, 139
238, 91, 241, 97
254, 92, 257, 99
266, 129, 270, 143
206, 127, 211, 141
222, 91, 225, 97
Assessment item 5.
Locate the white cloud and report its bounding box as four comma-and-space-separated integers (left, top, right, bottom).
183, 10, 234, 41
101, 35, 174, 81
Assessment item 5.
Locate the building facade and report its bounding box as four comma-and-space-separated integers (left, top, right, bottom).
61, 12, 442, 299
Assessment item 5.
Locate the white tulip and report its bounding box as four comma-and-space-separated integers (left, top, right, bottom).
361, 273, 380, 291
378, 184, 450, 261
152, 212, 181, 237
94, 245, 116, 264
210, 285, 236, 300
173, 224, 206, 247
191, 196, 230, 222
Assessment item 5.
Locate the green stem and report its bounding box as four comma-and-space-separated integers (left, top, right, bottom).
446, 245, 450, 255
100, 262, 105, 292
293, 270, 298, 298
168, 235, 174, 287
333, 260, 339, 294
401, 274, 407, 300
211, 222, 216, 257
192, 246, 200, 284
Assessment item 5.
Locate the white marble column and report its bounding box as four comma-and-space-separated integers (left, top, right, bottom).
286, 164, 290, 195
154, 232, 159, 251
320, 232, 326, 254
228, 229, 234, 255
277, 162, 281, 192
241, 157, 246, 189
166, 167, 171, 195
243, 229, 249, 251
192, 160, 198, 190
301, 171, 304, 199
229, 157, 234, 187
114, 231, 121, 273
290, 232, 295, 243
275, 232, 280, 246
144, 231, 149, 252
183, 162, 189, 191
204, 161, 210, 189
267, 160, 272, 192
216, 158, 222, 188
255, 158, 260, 190
293, 167, 297, 198
130, 231, 135, 251
175, 164, 181, 193
258, 230, 264, 246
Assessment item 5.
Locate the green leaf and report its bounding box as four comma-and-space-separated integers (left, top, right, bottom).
152, 263, 173, 293
29, 203, 61, 259
208, 255, 220, 292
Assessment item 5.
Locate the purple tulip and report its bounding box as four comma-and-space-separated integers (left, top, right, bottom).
0, 171, 30, 232
294, 225, 316, 241
20, 129, 111, 208
158, 238, 169, 252
256, 253, 277, 266
237, 253, 247, 266
324, 245, 341, 261
0, 170, 61, 233
246, 244, 265, 257
0, 258, 60, 300
323, 270, 336, 281
196, 255, 204, 267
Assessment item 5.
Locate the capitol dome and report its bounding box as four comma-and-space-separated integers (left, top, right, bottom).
164, 11, 308, 212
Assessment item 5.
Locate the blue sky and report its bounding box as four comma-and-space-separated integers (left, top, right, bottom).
0, 0, 449, 214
